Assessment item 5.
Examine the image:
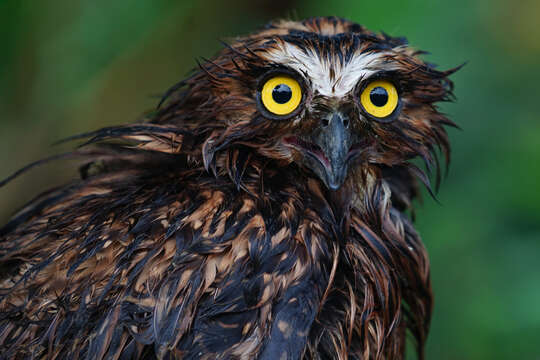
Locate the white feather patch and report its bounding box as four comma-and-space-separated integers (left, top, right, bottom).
264, 42, 396, 98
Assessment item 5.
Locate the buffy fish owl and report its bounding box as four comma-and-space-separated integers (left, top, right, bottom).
0, 16, 459, 359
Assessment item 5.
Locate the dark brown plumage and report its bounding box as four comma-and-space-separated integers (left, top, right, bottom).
0, 17, 459, 359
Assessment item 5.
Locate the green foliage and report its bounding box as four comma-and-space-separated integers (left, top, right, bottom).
0, 0, 538, 358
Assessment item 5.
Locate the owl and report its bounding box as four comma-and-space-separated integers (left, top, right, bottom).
0, 17, 459, 359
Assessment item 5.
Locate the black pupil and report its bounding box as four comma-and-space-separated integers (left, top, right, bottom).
272, 84, 292, 104
370, 87, 389, 107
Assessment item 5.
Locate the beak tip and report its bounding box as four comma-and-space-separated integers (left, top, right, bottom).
328, 183, 341, 191
326, 173, 346, 191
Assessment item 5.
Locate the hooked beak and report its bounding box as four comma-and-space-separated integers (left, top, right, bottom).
284, 112, 353, 191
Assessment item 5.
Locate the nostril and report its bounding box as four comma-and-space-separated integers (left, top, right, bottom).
343, 119, 350, 128
321, 118, 330, 127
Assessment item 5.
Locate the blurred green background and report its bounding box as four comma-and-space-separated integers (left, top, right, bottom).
1, 0, 539, 358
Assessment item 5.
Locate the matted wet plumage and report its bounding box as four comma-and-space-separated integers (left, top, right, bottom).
0, 17, 459, 359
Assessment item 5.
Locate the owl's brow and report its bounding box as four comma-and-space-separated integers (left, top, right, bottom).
260, 40, 396, 98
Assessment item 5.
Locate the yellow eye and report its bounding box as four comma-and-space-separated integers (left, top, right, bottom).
360, 80, 399, 118
261, 76, 302, 116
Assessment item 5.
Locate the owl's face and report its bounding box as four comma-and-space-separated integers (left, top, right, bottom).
256, 47, 404, 190
158, 17, 457, 191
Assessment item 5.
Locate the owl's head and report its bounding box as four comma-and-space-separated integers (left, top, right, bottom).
155, 17, 459, 192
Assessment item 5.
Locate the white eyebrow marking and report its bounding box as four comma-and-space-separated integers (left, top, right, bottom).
264, 42, 397, 97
